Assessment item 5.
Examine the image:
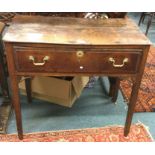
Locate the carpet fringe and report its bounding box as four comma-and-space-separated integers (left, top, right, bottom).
5, 122, 153, 140
137, 120, 154, 141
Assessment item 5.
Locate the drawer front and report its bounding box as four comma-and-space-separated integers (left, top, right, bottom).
13, 47, 142, 74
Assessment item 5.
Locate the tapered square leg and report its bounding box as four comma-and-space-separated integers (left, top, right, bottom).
5, 43, 23, 140
10, 76, 23, 140
124, 76, 143, 137
25, 78, 32, 103
108, 77, 120, 103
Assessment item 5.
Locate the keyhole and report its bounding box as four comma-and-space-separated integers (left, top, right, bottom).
80, 66, 84, 70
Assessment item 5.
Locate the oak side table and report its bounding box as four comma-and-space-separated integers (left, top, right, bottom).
2, 15, 151, 140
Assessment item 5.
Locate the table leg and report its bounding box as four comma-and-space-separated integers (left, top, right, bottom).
4, 43, 23, 139
10, 75, 23, 139
109, 77, 120, 102
145, 14, 153, 35
25, 78, 32, 103
124, 45, 150, 136
138, 12, 145, 26
124, 76, 142, 136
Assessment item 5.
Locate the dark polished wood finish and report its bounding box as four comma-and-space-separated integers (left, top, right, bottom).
3, 15, 151, 139
13, 46, 142, 74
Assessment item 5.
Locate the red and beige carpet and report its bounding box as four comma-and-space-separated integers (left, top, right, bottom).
120, 46, 155, 112
0, 124, 153, 142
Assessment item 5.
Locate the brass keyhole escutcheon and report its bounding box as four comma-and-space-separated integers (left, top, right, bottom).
76, 50, 84, 58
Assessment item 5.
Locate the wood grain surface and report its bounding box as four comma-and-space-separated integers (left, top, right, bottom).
3, 15, 151, 45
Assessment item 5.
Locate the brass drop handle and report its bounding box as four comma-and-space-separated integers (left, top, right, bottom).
109, 57, 129, 68
29, 56, 50, 66
76, 50, 84, 58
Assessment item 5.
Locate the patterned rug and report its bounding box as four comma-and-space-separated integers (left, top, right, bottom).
0, 124, 153, 142
120, 46, 155, 112
0, 102, 11, 134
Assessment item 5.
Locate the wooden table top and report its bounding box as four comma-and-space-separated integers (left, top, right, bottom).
3, 15, 151, 45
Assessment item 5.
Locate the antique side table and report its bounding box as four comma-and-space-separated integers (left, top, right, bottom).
2, 15, 151, 139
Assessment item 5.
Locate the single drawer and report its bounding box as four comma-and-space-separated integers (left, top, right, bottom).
13, 46, 142, 74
